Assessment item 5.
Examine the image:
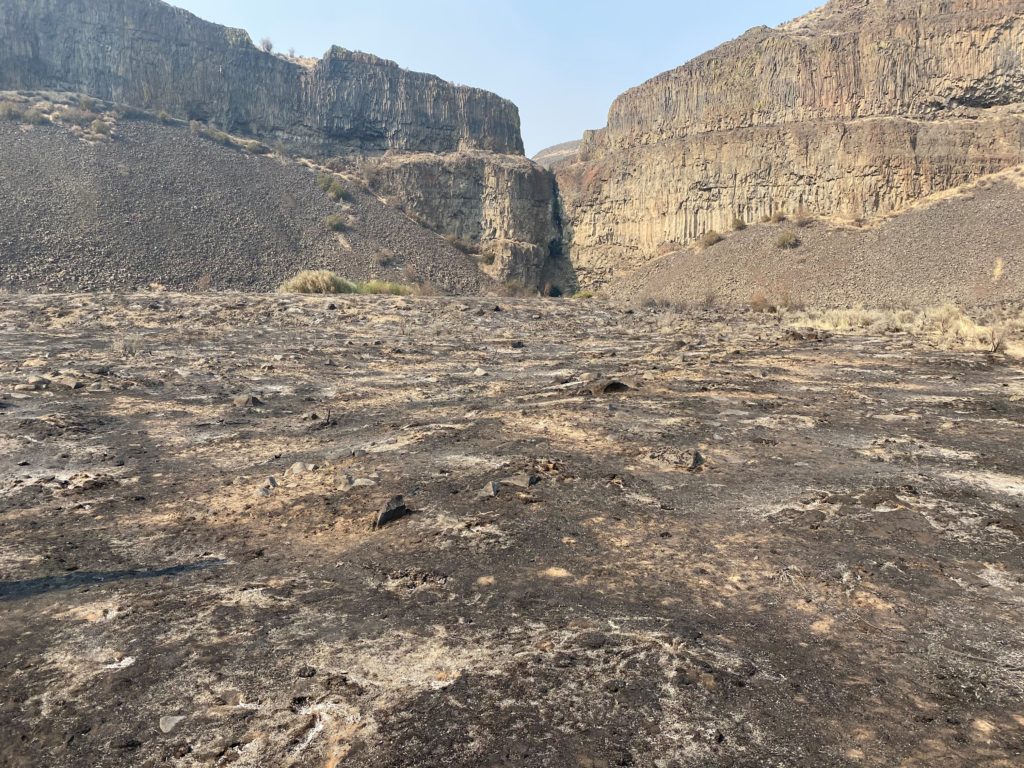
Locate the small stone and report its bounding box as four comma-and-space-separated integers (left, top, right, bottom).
53, 376, 84, 390
287, 462, 308, 476
26, 376, 50, 390
478, 481, 502, 498
501, 473, 541, 490
373, 496, 411, 529
159, 716, 185, 734
233, 394, 263, 407
684, 450, 706, 471
473, 368, 488, 377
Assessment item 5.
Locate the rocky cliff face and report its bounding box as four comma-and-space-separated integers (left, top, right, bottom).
0, 0, 523, 155
368, 152, 563, 287
0, 0, 561, 288
557, 0, 1024, 286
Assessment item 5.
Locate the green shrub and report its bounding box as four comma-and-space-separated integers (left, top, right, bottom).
354, 280, 415, 296
326, 213, 352, 232
775, 231, 801, 249
279, 270, 357, 294
700, 230, 723, 248
327, 179, 354, 202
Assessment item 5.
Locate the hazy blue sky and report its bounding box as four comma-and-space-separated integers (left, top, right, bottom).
172, 1, 821, 155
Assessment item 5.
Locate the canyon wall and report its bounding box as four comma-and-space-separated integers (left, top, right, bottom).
0, 0, 560, 287
557, 0, 1024, 286
0, 0, 523, 155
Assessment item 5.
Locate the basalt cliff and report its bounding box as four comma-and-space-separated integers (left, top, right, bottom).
0, 0, 561, 289
555, 0, 1024, 287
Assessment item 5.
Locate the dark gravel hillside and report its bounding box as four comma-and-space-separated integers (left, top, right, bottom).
617, 174, 1024, 308
0, 119, 492, 293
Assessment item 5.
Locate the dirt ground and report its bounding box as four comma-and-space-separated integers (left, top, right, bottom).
1, 293, 1022, 767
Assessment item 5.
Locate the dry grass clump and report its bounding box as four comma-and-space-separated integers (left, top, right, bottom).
784, 304, 1021, 354
279, 271, 416, 296
750, 290, 775, 313
57, 107, 98, 128
770, 211, 788, 223
90, 119, 112, 136
280, 270, 357, 294
775, 231, 801, 249
793, 210, 815, 228
732, 217, 748, 232
700, 230, 724, 249
188, 121, 267, 153
0, 100, 25, 121
355, 280, 416, 296
1, 100, 50, 125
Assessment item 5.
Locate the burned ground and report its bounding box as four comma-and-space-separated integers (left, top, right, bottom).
0, 294, 1022, 767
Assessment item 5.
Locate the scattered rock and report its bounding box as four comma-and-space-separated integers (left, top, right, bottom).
373, 495, 411, 529
684, 450, 706, 471
590, 378, 636, 396
473, 368, 488, 377
501, 473, 541, 489
159, 715, 185, 734
53, 376, 84, 390
339, 475, 378, 492
478, 481, 502, 498
233, 394, 263, 407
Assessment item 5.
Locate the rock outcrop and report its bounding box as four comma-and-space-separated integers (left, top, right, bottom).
368, 151, 563, 287
556, 0, 1024, 287
0, 0, 561, 288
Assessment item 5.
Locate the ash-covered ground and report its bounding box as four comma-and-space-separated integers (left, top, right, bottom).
0, 293, 1022, 767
